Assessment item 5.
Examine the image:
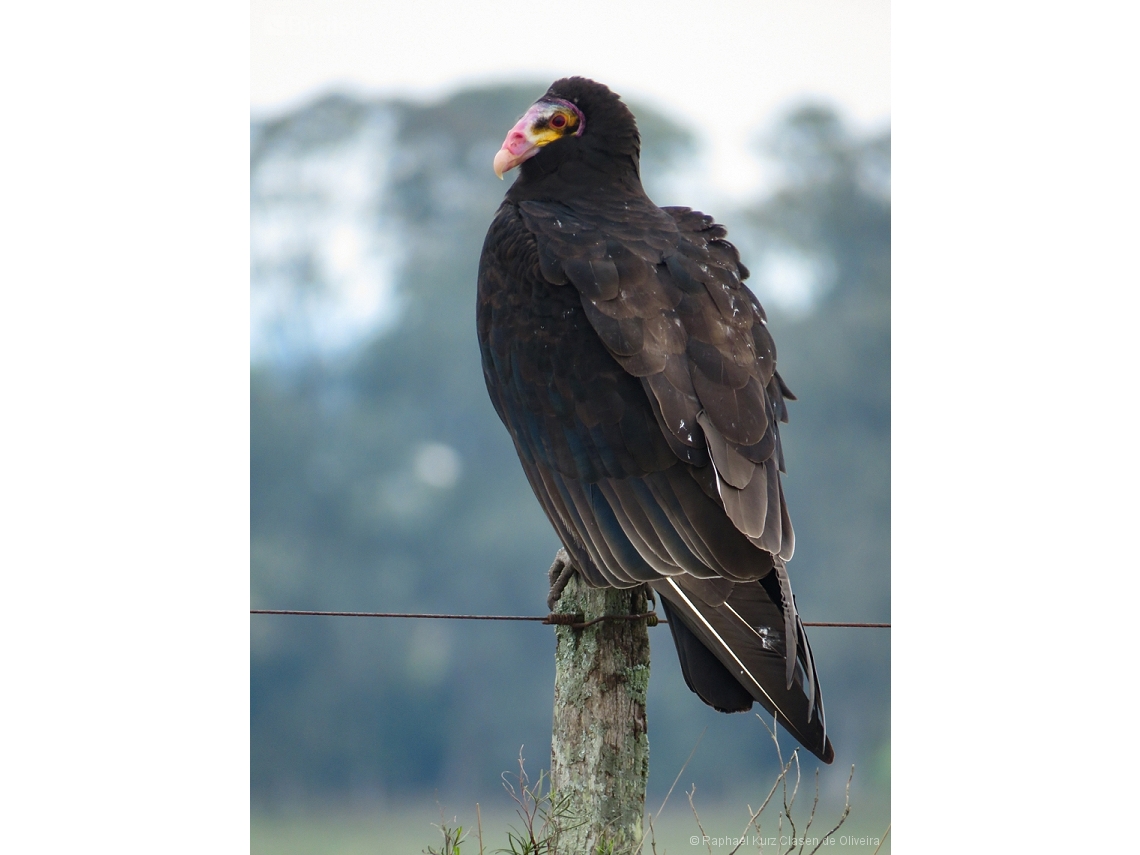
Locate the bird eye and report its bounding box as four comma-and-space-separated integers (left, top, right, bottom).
550, 113, 568, 129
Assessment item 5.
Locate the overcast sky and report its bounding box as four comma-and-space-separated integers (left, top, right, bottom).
252, 0, 890, 199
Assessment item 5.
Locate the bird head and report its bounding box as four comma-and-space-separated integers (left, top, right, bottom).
493, 96, 585, 178
493, 77, 642, 188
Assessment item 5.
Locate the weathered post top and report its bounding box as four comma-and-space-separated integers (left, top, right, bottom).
550, 574, 651, 855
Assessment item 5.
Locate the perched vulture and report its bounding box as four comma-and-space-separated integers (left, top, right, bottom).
477, 77, 833, 763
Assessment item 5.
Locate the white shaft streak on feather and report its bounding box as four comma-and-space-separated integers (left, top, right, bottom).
801, 620, 820, 727
721, 600, 774, 648
720, 598, 816, 725
678, 371, 807, 718
698, 410, 726, 502
664, 578, 791, 724
774, 560, 798, 690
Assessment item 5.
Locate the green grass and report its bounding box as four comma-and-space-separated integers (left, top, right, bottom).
251, 802, 890, 854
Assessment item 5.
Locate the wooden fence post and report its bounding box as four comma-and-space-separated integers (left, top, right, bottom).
550, 573, 650, 855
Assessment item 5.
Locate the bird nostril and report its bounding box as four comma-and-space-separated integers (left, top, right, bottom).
506, 130, 530, 154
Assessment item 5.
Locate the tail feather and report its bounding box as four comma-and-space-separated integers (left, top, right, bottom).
653, 576, 833, 764
773, 559, 798, 690
659, 597, 754, 712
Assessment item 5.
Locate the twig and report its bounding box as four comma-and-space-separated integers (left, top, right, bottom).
870, 821, 890, 855
476, 803, 484, 855
635, 726, 707, 855
781, 750, 801, 855
798, 770, 820, 855
756, 714, 788, 849
729, 761, 793, 852
687, 785, 714, 855
656, 727, 706, 820
500, 749, 539, 851
730, 756, 792, 855
805, 766, 853, 855
425, 803, 467, 855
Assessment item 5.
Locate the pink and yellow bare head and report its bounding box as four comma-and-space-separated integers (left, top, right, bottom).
492, 98, 586, 178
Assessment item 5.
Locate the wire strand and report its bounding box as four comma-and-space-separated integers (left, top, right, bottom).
249, 609, 889, 628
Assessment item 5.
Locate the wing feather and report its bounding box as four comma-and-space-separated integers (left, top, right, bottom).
477, 194, 826, 762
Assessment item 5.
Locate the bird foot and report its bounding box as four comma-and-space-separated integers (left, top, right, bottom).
547, 548, 577, 611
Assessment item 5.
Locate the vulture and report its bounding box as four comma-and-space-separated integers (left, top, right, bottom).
477, 77, 833, 764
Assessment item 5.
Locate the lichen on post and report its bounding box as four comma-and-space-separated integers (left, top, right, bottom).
550, 573, 650, 855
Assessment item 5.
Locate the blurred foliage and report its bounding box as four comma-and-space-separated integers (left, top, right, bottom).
250, 86, 888, 807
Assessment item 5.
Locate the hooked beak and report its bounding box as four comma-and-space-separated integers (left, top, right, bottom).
493, 115, 541, 179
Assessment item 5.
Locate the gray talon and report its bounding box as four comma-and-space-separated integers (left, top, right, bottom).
547, 548, 577, 610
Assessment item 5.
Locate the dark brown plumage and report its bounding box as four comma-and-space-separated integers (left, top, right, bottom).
477, 77, 832, 763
